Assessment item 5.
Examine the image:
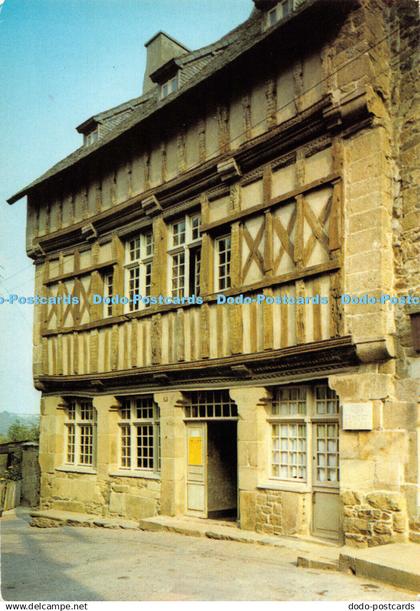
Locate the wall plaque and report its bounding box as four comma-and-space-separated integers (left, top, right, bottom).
342, 402, 373, 431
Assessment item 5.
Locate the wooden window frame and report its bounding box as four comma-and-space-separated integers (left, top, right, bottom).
214, 233, 231, 292
118, 397, 161, 473
167, 213, 202, 298
64, 399, 97, 468
160, 74, 179, 100
268, 384, 339, 488
103, 270, 114, 318
124, 230, 154, 312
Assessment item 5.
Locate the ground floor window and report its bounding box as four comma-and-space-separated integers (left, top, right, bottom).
118, 396, 160, 472
269, 384, 339, 485
64, 399, 96, 467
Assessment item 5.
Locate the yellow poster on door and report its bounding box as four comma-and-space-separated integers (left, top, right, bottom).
188, 437, 202, 465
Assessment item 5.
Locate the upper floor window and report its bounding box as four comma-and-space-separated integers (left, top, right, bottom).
161, 74, 178, 99
168, 213, 201, 298
64, 399, 97, 468
118, 396, 160, 472
266, 0, 294, 27
84, 129, 99, 146
125, 230, 153, 312
103, 271, 114, 318
215, 234, 231, 291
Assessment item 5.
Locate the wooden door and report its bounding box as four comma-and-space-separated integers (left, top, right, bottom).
311, 421, 341, 541
186, 423, 207, 517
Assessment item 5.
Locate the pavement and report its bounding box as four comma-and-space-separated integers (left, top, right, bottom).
0, 508, 418, 601
29, 509, 420, 592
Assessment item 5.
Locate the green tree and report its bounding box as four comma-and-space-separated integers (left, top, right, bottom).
6, 421, 39, 442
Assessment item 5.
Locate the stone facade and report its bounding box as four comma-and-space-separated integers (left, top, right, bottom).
9, 0, 419, 546
342, 490, 408, 548
255, 489, 310, 536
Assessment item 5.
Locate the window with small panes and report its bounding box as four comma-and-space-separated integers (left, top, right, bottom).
124, 230, 153, 311
167, 213, 201, 298
64, 399, 97, 468
269, 384, 340, 486
118, 397, 160, 472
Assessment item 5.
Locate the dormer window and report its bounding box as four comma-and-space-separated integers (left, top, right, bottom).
266, 0, 294, 27
84, 129, 99, 146
161, 74, 178, 99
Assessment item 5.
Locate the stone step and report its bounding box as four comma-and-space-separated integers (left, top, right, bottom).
30, 509, 138, 530
297, 554, 340, 571
339, 543, 420, 593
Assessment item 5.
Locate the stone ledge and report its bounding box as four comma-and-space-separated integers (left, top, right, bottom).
297, 555, 339, 571
30, 509, 138, 530
339, 543, 420, 593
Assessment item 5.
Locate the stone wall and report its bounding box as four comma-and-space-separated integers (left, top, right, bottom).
255, 489, 310, 537
390, 0, 420, 531
108, 477, 160, 520
39, 395, 161, 521
342, 490, 408, 548
21, 444, 40, 507
40, 471, 160, 520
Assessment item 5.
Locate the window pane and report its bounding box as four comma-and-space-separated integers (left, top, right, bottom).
65, 400, 95, 467
79, 424, 93, 465
144, 231, 153, 257
172, 220, 186, 246
136, 424, 154, 469
136, 397, 154, 420
217, 235, 231, 291
66, 424, 75, 463
171, 252, 185, 297
315, 422, 339, 484
272, 386, 306, 416
189, 247, 201, 295
191, 214, 201, 240
128, 265, 141, 311
269, 8, 277, 25
67, 402, 76, 421
120, 400, 131, 420
121, 424, 131, 468
129, 237, 141, 262
271, 423, 306, 480
145, 262, 152, 298
104, 272, 113, 317
80, 401, 94, 421
315, 385, 339, 415
186, 390, 237, 418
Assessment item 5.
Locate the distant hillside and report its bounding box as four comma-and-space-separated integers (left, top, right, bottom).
0, 411, 40, 436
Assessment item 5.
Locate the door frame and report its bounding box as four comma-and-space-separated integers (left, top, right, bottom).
185, 422, 208, 517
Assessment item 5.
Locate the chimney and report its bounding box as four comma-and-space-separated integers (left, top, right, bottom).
143, 32, 189, 93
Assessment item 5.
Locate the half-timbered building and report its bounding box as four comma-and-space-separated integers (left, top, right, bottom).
9, 0, 419, 546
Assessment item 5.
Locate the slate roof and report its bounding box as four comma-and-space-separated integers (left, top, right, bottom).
7, 3, 314, 204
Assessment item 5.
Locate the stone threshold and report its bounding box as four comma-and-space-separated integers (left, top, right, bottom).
30, 510, 420, 592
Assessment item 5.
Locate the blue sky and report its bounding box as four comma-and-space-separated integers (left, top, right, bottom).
0, 0, 251, 414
